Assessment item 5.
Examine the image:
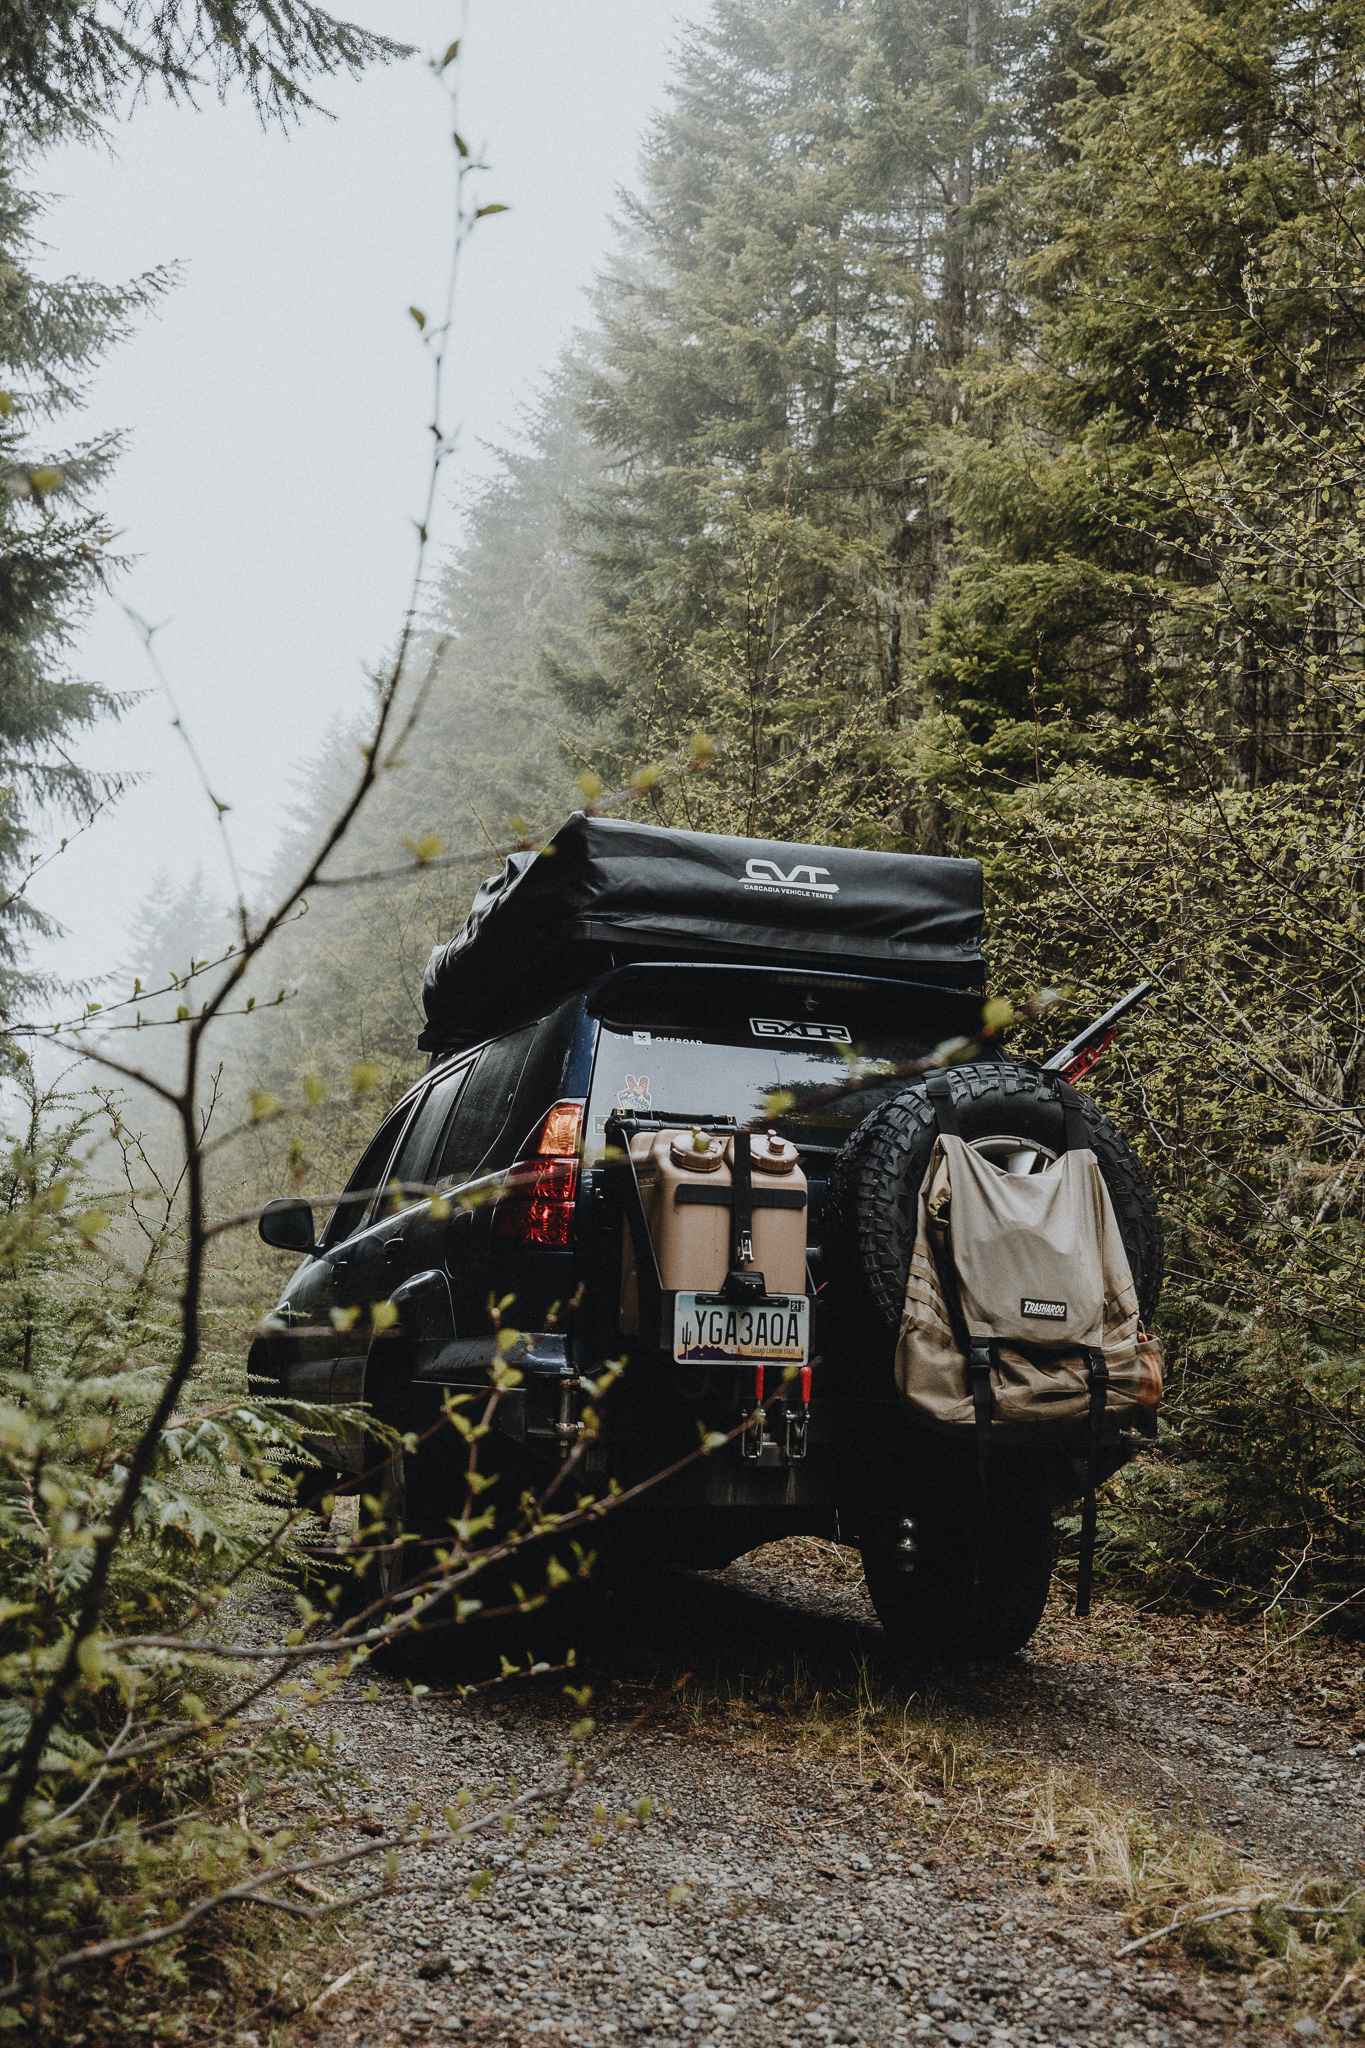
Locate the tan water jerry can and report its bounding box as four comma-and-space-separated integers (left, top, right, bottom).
725, 1131, 807, 1296
619, 1128, 808, 1334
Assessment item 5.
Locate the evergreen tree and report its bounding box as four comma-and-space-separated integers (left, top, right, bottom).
240, 368, 603, 1131
569, 0, 1027, 838
530, 0, 1365, 1610
118, 864, 228, 995
0, 3, 403, 134
909, 0, 1365, 1609
919, 0, 1365, 794
0, 157, 162, 1010
0, 3, 404, 1014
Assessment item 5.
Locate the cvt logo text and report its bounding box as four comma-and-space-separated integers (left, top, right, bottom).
741, 857, 839, 896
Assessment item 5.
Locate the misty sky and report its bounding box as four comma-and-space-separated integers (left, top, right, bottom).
31, 0, 695, 996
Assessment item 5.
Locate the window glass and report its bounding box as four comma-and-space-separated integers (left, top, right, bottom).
587, 1000, 947, 1153
384, 1063, 472, 1205
435, 1026, 538, 1184
323, 1100, 418, 1247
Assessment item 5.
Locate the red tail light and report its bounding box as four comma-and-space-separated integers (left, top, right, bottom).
493, 1100, 584, 1248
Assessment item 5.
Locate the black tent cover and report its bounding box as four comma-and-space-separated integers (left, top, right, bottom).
419, 813, 985, 1051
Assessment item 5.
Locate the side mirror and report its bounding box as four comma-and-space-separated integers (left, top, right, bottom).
259, 1197, 319, 1254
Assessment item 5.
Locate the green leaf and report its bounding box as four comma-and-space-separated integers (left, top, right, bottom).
402, 831, 445, 865
76, 1633, 105, 1684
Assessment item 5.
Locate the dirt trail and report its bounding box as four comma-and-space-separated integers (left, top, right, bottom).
271, 1558, 1363, 2048
719, 1557, 1365, 1878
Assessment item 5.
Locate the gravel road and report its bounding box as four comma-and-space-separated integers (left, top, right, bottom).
264, 1549, 1363, 2048
712, 1558, 1365, 1877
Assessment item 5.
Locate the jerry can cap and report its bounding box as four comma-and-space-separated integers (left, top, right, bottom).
670, 1129, 726, 1172
736, 1130, 798, 1175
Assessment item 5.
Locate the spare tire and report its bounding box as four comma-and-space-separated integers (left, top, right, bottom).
826, 1059, 1162, 1385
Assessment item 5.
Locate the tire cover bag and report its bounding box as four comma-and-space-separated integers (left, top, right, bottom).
897, 1133, 1163, 1431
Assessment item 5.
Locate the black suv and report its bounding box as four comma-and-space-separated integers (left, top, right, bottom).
252, 816, 1158, 1661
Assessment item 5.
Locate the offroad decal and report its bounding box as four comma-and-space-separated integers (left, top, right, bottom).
749, 1016, 852, 1044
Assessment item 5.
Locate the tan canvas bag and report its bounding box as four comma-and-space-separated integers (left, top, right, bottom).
895, 1073, 1162, 1612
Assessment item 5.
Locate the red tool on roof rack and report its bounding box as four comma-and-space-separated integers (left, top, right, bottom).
1042, 980, 1155, 1084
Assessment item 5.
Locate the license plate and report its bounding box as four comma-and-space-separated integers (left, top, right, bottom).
673, 1292, 809, 1365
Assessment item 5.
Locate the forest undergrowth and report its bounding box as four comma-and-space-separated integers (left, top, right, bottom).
2, 0, 1363, 2037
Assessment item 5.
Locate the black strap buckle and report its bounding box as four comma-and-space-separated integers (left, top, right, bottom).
722, 1128, 765, 1300
1075, 1347, 1109, 1618
924, 1072, 961, 1138
969, 1338, 994, 1485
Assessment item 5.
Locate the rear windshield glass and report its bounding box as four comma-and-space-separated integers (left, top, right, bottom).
587, 987, 970, 1153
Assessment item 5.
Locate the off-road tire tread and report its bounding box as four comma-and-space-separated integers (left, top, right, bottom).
861, 1473, 1056, 1664
825, 1061, 1162, 1374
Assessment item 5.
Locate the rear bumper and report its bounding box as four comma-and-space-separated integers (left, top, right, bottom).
411, 1332, 1153, 1513
412, 1331, 576, 1450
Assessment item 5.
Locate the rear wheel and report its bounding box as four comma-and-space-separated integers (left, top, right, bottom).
356, 1432, 458, 1670
362, 1401, 600, 1673
827, 1061, 1159, 1653
861, 1463, 1055, 1663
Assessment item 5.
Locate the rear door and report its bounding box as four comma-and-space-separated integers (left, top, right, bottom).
327, 1060, 474, 1416
434, 1025, 541, 1336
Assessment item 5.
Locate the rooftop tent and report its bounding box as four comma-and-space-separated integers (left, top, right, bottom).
418, 813, 986, 1051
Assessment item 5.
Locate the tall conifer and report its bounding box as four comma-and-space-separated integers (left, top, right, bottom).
922, 0, 1365, 792
0, 161, 160, 1006
572, 0, 1025, 834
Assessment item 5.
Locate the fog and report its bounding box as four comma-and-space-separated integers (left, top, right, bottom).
30, 0, 693, 995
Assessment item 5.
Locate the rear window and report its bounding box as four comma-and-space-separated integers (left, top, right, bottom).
587, 985, 967, 1152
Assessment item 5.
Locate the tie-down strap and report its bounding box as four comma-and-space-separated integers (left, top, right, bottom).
924, 1069, 1090, 1154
